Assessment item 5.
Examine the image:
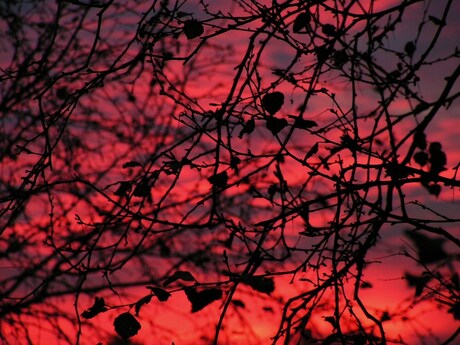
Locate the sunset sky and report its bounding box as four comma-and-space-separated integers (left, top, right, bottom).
1, 0, 459, 344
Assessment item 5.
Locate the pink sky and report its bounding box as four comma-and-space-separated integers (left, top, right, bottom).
1, 0, 459, 344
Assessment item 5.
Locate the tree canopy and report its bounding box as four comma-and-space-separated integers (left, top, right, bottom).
1, 0, 459, 344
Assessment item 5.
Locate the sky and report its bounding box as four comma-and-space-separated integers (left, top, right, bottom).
0, 0, 459, 344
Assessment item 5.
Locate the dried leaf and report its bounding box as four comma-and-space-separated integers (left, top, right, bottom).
322, 24, 336, 37
405, 230, 447, 264
262, 92, 284, 115
81, 297, 107, 319
292, 117, 317, 130
293, 12, 310, 33
304, 143, 319, 161
114, 182, 132, 197
184, 287, 222, 313
242, 276, 275, 295
404, 272, 431, 297
208, 171, 228, 188
429, 142, 447, 175
231, 299, 245, 308
122, 161, 142, 169
183, 19, 204, 39
448, 302, 460, 320
135, 294, 153, 316
146, 286, 171, 302
427, 183, 441, 196
323, 316, 337, 329
404, 41, 416, 57
133, 178, 151, 197
413, 151, 428, 166
238, 118, 255, 138
113, 312, 141, 340
266, 117, 288, 135
429, 15, 446, 26
163, 270, 196, 286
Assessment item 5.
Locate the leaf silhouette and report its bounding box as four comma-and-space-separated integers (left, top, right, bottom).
81, 297, 107, 319
323, 316, 337, 329
427, 183, 441, 196
262, 92, 284, 115
304, 143, 319, 161
293, 12, 310, 33
448, 302, 460, 320
122, 161, 142, 169
429, 15, 446, 26
381, 311, 391, 322
114, 182, 132, 197
113, 312, 141, 340
134, 294, 153, 316
322, 24, 337, 37
183, 19, 204, 39
315, 45, 331, 63
290, 116, 317, 130
184, 287, 222, 313
413, 151, 428, 166
414, 131, 426, 150
133, 178, 151, 197
242, 276, 275, 295
266, 117, 288, 135
404, 230, 447, 264
238, 118, 255, 138
231, 299, 245, 308
429, 142, 447, 175
404, 272, 431, 296
163, 270, 196, 286
360, 281, 373, 289
333, 49, 349, 67
208, 171, 228, 188
405, 41, 416, 57
146, 286, 171, 301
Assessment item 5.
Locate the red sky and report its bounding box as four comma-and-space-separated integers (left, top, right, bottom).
1, 0, 459, 344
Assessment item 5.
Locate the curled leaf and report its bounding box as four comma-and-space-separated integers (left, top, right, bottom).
183, 19, 204, 39
266, 117, 288, 135
262, 92, 284, 115
413, 151, 428, 166
114, 182, 132, 197
163, 270, 196, 286
133, 178, 151, 197
315, 45, 331, 63
333, 49, 349, 67
414, 131, 426, 150
242, 276, 275, 295
81, 297, 107, 319
293, 12, 310, 33
291, 117, 317, 130
232, 299, 246, 308
135, 294, 153, 316
238, 118, 255, 138
448, 302, 460, 320
323, 315, 337, 329
208, 171, 228, 188
429, 142, 447, 175
322, 24, 336, 37
146, 286, 171, 302
184, 287, 223, 313
427, 183, 441, 196
113, 312, 141, 340
404, 272, 431, 297
405, 41, 416, 57
122, 161, 142, 169
404, 230, 447, 264
304, 143, 319, 161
